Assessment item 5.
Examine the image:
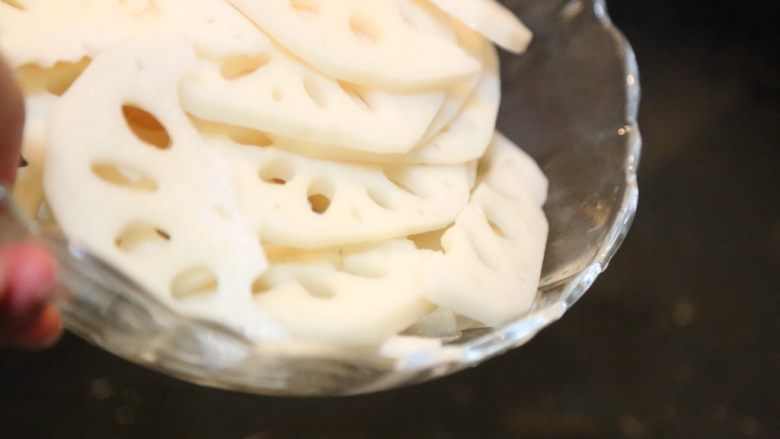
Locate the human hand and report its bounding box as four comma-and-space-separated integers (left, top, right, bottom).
0, 56, 62, 349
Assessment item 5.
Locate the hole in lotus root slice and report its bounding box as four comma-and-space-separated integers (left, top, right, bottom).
488, 219, 506, 238
226, 126, 273, 148
231, 132, 272, 148
410, 229, 445, 252
481, 194, 519, 242
307, 177, 334, 215
476, 152, 492, 180
349, 15, 381, 44
382, 168, 419, 197
90, 161, 158, 192
1, 0, 24, 11
263, 244, 337, 264
337, 80, 372, 111
122, 104, 172, 149
467, 214, 501, 271
252, 276, 273, 295
289, 0, 319, 15
307, 194, 331, 215
115, 221, 171, 253
366, 187, 393, 210
171, 266, 218, 299
302, 77, 328, 108
259, 159, 295, 185
220, 53, 271, 80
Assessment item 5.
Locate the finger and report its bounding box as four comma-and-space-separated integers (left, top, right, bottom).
0, 55, 25, 185
7, 304, 62, 349
0, 243, 57, 316
0, 244, 61, 348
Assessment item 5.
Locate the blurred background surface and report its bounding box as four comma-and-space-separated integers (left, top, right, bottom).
1, 0, 778, 437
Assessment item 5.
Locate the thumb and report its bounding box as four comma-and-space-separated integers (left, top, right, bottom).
0, 55, 25, 185
0, 243, 61, 348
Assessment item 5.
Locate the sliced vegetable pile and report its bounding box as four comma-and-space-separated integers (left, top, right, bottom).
2, 0, 548, 346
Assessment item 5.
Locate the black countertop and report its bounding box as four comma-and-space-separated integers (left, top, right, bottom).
2, 1, 778, 438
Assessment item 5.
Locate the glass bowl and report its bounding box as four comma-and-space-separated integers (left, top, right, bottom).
0, 0, 640, 396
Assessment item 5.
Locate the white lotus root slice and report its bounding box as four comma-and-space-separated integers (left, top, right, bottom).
250, 139, 548, 341
420, 72, 482, 146
480, 132, 549, 206
12, 93, 57, 219
405, 44, 500, 164
182, 45, 445, 154
198, 122, 471, 248
132, 0, 271, 58
265, 44, 499, 165
228, 0, 480, 91
12, 58, 93, 219
422, 183, 548, 326
428, 0, 533, 54
0, 0, 117, 68
410, 0, 490, 142
43, 36, 275, 334
0, 0, 269, 68
254, 240, 435, 346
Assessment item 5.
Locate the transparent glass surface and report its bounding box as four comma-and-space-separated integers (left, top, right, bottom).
0, 0, 640, 395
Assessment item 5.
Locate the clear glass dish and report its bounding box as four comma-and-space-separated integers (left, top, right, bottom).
0, 0, 640, 395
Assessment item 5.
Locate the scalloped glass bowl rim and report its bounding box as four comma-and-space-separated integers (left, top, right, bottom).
9, 0, 641, 392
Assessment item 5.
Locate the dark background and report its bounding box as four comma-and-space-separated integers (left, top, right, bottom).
2, 1, 778, 438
